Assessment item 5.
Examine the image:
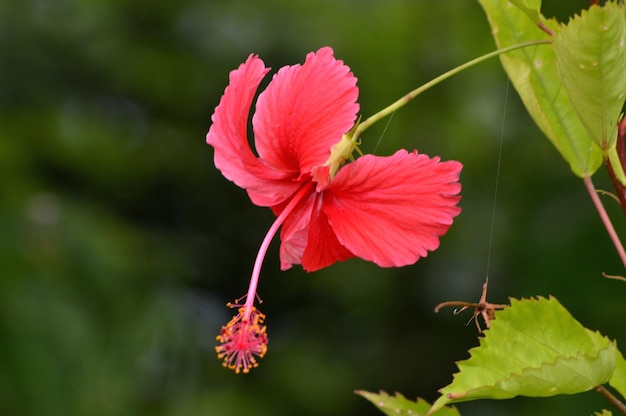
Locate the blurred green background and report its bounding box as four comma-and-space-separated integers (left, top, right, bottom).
2, 0, 624, 415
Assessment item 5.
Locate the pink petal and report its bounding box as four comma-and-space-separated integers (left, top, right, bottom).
272, 183, 354, 272
252, 47, 359, 177
322, 149, 462, 268
300, 194, 354, 272
206, 55, 302, 207
272, 187, 316, 271
279, 226, 308, 271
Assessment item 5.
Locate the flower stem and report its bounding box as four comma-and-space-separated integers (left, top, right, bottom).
352, 40, 552, 143
243, 182, 314, 320
583, 175, 626, 270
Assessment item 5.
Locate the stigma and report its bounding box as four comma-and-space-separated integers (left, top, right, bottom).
216, 305, 268, 374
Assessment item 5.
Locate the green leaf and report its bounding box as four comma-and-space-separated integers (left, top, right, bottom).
609, 348, 626, 400
356, 390, 460, 416
508, 0, 542, 22
430, 297, 617, 412
607, 146, 626, 186
595, 410, 613, 416
554, 3, 626, 151
478, 0, 603, 177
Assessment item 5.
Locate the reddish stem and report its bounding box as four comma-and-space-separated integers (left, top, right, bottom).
605, 117, 626, 218
536, 21, 553, 37
596, 385, 626, 415
584, 175, 626, 270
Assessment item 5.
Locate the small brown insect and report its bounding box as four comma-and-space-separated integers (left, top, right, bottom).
434, 278, 507, 332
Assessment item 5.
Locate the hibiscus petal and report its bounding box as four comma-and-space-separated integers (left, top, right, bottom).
253, 47, 359, 177
272, 184, 354, 272
206, 55, 301, 207
323, 149, 462, 268
273, 188, 316, 271
300, 194, 354, 272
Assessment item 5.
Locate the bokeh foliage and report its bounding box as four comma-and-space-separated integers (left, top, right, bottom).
1, 1, 623, 415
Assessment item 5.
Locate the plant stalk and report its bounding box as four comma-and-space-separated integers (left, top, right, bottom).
584, 175, 626, 270
605, 117, 626, 218
352, 40, 553, 143
596, 385, 626, 415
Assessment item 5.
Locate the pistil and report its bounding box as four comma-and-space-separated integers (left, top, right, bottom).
216, 181, 315, 372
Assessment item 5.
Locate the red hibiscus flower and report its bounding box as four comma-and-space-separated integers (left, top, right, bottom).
208, 47, 462, 373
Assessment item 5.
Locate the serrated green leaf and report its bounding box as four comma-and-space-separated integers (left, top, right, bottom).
356, 390, 460, 416
430, 297, 617, 412
609, 347, 626, 400
595, 409, 613, 416
554, 3, 626, 151
478, 0, 603, 177
509, 0, 541, 22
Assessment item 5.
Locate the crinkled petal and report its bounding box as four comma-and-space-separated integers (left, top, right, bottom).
279, 226, 308, 270
253, 47, 359, 177
301, 194, 354, 272
206, 54, 301, 207
323, 149, 462, 268
273, 188, 316, 270
274, 191, 354, 272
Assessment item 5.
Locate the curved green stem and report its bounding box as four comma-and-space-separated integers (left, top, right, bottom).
352, 39, 553, 143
